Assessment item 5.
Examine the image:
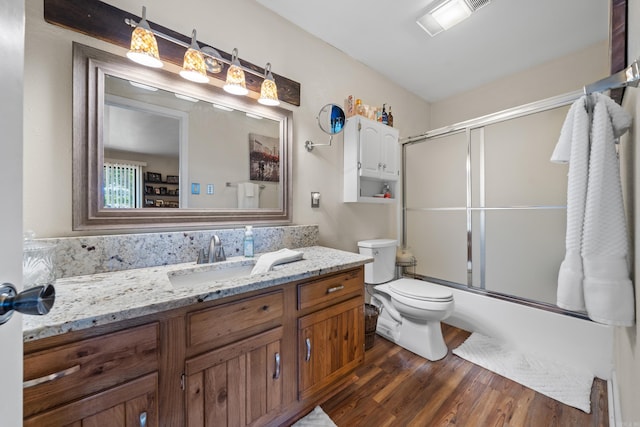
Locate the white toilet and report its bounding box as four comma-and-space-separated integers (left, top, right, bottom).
358, 239, 454, 361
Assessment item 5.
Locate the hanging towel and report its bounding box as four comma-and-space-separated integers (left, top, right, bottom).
250, 248, 304, 275
552, 96, 590, 312
582, 94, 634, 326
552, 93, 635, 326
237, 183, 260, 209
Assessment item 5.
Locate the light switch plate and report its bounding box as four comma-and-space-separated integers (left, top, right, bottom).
191, 183, 200, 195
207, 184, 214, 195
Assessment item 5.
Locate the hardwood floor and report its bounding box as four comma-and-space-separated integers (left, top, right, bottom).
321, 324, 608, 427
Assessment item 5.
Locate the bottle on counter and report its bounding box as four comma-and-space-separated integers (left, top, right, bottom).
388, 106, 394, 127
375, 107, 382, 122
244, 225, 254, 257
381, 104, 388, 125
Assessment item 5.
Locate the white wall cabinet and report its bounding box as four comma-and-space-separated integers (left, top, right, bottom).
343, 116, 400, 203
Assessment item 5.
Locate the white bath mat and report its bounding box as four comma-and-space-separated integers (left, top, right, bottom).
453, 333, 594, 413
292, 406, 337, 427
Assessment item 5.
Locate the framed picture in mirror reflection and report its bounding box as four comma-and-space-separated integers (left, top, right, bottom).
249, 133, 279, 182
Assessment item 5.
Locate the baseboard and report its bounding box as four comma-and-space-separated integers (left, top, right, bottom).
608, 370, 623, 427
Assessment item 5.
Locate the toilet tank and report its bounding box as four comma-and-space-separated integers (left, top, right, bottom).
357, 239, 397, 284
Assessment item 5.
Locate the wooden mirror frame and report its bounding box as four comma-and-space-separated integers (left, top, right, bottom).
72, 43, 293, 231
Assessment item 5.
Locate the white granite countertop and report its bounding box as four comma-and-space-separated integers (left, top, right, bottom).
23, 246, 372, 342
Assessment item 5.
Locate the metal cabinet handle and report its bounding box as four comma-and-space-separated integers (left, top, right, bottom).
326, 285, 345, 294
378, 162, 383, 169
305, 338, 311, 362
139, 412, 147, 427
273, 352, 281, 380
23, 364, 80, 388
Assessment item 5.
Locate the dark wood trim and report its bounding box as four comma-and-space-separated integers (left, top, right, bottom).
610, 0, 627, 104
44, 0, 301, 106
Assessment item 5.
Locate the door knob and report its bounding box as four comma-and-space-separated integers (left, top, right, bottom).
0, 283, 55, 325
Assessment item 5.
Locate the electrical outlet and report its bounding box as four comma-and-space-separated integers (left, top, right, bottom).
191, 183, 200, 195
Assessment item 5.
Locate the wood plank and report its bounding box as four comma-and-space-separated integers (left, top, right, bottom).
247, 346, 267, 424
227, 354, 246, 427
205, 363, 227, 427
43, 0, 301, 106
186, 372, 204, 427
322, 325, 609, 427
83, 403, 124, 427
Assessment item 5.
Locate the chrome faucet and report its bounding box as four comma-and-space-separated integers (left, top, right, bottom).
208, 234, 226, 263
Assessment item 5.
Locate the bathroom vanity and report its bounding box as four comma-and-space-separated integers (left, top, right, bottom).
22, 246, 370, 427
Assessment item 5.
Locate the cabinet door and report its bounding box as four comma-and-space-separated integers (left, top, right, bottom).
298, 297, 364, 400
359, 121, 383, 179
23, 373, 158, 427
380, 128, 399, 181
185, 327, 283, 427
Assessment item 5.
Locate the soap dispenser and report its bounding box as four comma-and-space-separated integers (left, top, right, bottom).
244, 226, 254, 257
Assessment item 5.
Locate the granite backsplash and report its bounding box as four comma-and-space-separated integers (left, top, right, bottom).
37, 225, 319, 279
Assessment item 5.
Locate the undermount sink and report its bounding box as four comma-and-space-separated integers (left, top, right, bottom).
168, 263, 255, 288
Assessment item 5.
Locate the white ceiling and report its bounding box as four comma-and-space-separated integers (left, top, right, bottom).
255, 0, 609, 102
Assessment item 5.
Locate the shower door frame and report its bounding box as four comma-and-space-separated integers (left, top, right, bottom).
401, 90, 591, 319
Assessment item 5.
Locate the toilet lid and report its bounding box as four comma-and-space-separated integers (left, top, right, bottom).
390, 279, 453, 302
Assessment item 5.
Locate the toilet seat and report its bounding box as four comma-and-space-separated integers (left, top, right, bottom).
389, 279, 453, 302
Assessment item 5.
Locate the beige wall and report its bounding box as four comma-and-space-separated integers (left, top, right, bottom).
429, 41, 609, 129
23, 0, 430, 250
617, 0, 640, 423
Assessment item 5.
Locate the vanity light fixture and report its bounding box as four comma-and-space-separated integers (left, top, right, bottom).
258, 63, 280, 106
416, 0, 490, 37
223, 49, 249, 96
124, 6, 280, 105
126, 6, 162, 68
179, 30, 209, 83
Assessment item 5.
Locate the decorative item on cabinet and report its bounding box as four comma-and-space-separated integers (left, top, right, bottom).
343, 115, 400, 203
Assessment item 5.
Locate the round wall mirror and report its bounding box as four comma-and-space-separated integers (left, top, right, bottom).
317, 103, 345, 135
305, 104, 346, 152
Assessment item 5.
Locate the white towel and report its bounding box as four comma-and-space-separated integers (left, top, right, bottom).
553, 96, 590, 311
582, 94, 634, 326
250, 249, 303, 275
552, 93, 635, 326
237, 183, 260, 209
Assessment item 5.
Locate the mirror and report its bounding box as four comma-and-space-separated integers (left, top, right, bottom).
304, 104, 345, 152
72, 43, 292, 230
317, 103, 346, 134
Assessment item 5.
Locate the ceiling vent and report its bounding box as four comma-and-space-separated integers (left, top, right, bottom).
416, 0, 490, 37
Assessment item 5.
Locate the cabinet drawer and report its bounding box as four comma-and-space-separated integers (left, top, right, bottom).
24, 322, 159, 418
24, 372, 158, 427
187, 290, 283, 350
298, 268, 363, 311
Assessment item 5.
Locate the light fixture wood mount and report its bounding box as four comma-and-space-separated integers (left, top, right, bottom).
43, 0, 301, 106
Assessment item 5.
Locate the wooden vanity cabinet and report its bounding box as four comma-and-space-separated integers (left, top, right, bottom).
23, 323, 160, 427
297, 269, 365, 401
23, 267, 365, 427
183, 290, 288, 427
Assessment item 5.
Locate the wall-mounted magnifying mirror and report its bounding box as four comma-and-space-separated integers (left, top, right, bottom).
305, 104, 346, 152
